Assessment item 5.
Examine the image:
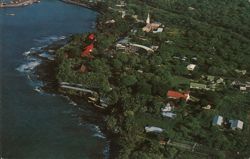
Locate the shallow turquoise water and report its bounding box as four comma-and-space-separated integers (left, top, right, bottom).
0, 1, 108, 159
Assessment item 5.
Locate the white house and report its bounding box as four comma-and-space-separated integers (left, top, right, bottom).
240, 86, 247, 91
162, 112, 176, 119
161, 103, 172, 112
212, 115, 223, 126
229, 120, 244, 130
153, 28, 164, 33
105, 19, 116, 24
187, 64, 196, 71
145, 126, 163, 133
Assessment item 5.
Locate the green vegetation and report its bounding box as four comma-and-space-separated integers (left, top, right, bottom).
56, 0, 250, 158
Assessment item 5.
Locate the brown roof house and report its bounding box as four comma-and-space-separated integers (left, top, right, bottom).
142, 13, 162, 32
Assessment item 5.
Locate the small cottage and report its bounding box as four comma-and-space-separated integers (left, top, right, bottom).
212, 115, 223, 126
229, 120, 243, 130
187, 64, 196, 71
161, 103, 172, 112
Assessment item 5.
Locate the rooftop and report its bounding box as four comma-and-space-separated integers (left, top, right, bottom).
212, 115, 223, 126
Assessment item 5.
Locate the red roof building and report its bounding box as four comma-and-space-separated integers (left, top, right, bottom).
167, 90, 190, 101
88, 33, 95, 41
81, 33, 95, 58
81, 43, 94, 58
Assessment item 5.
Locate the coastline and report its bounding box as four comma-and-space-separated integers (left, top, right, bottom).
35, 36, 120, 158
1, 2, 116, 158
59, 0, 104, 14
0, 0, 40, 8
33, 0, 250, 159
59, 0, 93, 10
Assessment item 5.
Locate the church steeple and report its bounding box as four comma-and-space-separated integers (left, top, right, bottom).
146, 13, 150, 24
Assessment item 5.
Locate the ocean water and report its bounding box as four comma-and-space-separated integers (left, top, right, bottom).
0, 1, 108, 159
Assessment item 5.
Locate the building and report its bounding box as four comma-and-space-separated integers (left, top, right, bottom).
202, 104, 212, 110
117, 37, 130, 44
79, 64, 87, 73
190, 82, 207, 90
216, 77, 224, 84
153, 27, 164, 33
235, 69, 247, 75
188, 6, 195, 10
212, 115, 223, 126
229, 120, 244, 130
81, 43, 94, 57
187, 64, 196, 71
142, 13, 162, 32
132, 15, 144, 23
115, 1, 126, 7
207, 75, 215, 82
146, 13, 150, 24
151, 45, 159, 51
162, 112, 177, 119
105, 19, 115, 24
81, 33, 95, 58
161, 103, 172, 112
231, 81, 250, 91
116, 43, 126, 50
240, 86, 247, 91
167, 90, 190, 101
145, 126, 163, 133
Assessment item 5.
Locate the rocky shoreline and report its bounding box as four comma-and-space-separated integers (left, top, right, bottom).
35, 36, 120, 158
25, 0, 250, 158
33, 1, 125, 158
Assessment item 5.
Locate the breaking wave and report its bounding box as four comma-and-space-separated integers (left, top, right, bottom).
17, 35, 110, 159
69, 100, 78, 106
78, 123, 107, 139
77, 121, 110, 159
17, 35, 66, 93
103, 141, 110, 159
91, 125, 106, 139
39, 52, 55, 60
16, 58, 41, 73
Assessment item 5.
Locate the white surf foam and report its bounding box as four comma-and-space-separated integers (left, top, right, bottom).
23, 46, 43, 56
23, 50, 31, 56
16, 58, 41, 73
93, 133, 106, 139
69, 100, 77, 106
92, 125, 106, 139
103, 141, 110, 159
39, 52, 55, 60
79, 123, 107, 139
34, 86, 43, 93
